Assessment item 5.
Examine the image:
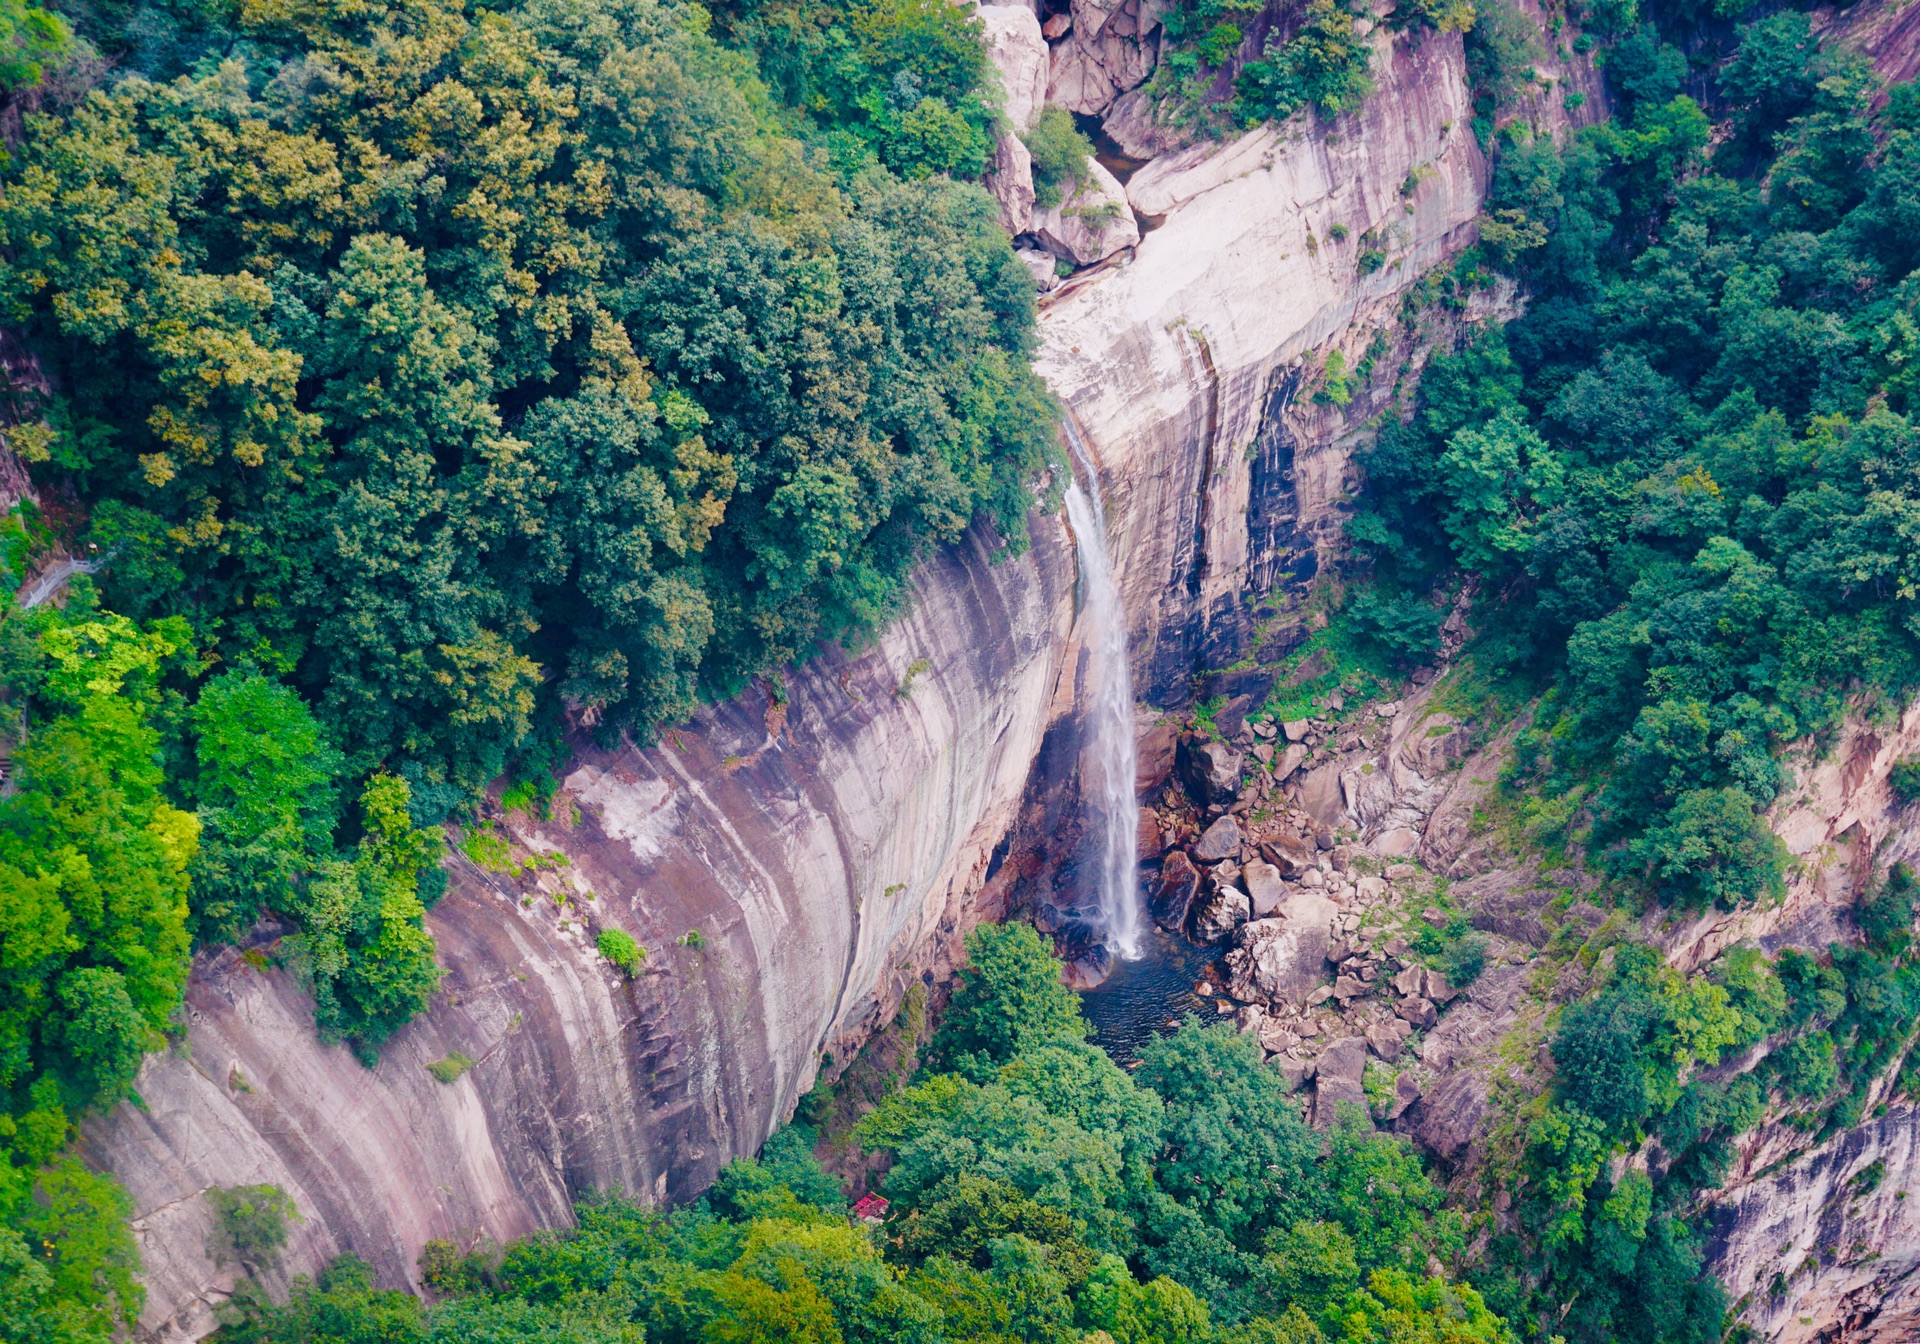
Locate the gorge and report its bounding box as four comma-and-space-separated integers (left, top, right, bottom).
0, 0, 1915, 1338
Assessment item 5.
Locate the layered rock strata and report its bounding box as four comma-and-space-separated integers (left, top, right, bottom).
84, 524, 1076, 1342
1035, 27, 1487, 702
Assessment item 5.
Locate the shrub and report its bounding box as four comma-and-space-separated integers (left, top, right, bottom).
427, 1053, 476, 1084
1891, 755, 1920, 803
1552, 986, 1657, 1126
1857, 865, 1916, 952
208, 1184, 300, 1266
1024, 105, 1095, 210
597, 928, 645, 976
1442, 931, 1490, 986
1769, 1031, 1837, 1101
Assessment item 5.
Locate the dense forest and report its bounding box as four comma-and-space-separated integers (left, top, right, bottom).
214, 924, 1517, 1344
0, 0, 1916, 1335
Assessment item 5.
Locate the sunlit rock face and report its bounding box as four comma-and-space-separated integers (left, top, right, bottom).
85, 523, 1076, 1343
1034, 28, 1486, 704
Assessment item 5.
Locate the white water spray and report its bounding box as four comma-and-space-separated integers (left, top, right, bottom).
1062, 422, 1144, 961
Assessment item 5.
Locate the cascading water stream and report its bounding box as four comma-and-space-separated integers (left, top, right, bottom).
1061, 422, 1145, 962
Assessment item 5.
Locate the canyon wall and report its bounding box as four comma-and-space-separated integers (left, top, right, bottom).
83, 524, 1077, 1342
90, 25, 1539, 1339
84, 3, 1920, 1341
1035, 27, 1486, 702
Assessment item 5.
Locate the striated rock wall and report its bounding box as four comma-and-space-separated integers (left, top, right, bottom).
83, 523, 1077, 1342
1034, 27, 1488, 704
1707, 1103, 1920, 1344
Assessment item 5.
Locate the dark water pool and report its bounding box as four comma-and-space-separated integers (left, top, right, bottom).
1078, 927, 1225, 1066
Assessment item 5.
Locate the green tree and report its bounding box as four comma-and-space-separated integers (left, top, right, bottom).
189, 671, 343, 946
928, 924, 1089, 1078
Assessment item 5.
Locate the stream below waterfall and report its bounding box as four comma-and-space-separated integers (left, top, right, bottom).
1077, 928, 1223, 1065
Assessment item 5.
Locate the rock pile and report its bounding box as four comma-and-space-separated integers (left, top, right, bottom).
1136, 692, 1496, 1131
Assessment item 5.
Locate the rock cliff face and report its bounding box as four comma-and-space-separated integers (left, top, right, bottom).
1034, 27, 1487, 702
92, 18, 1527, 1340
84, 525, 1075, 1342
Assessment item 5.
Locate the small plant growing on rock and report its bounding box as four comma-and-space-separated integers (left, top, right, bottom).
427, 1052, 476, 1084
680, 928, 706, 950
895, 658, 932, 699
207, 1184, 301, 1267
598, 928, 645, 976
1891, 755, 1920, 804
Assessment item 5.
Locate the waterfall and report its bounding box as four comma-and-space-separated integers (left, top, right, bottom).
1062, 422, 1144, 961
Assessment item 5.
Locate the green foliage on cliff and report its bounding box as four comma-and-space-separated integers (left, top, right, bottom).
3, 0, 1052, 819
218, 923, 1510, 1344
1152, 0, 1378, 131
1350, 22, 1920, 916
0, 0, 1048, 1324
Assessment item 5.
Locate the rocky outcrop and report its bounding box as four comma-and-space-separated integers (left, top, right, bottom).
981, 4, 1049, 132
1036, 27, 1489, 703
1029, 158, 1141, 266
991, 131, 1039, 234
1046, 0, 1165, 114
981, 5, 1047, 233
83, 523, 1076, 1343
1706, 1105, 1920, 1344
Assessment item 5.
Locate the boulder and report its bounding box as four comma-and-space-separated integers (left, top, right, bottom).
1014, 246, 1059, 292
1371, 826, 1422, 858
1332, 973, 1367, 1001
1046, 0, 1165, 115
1221, 885, 1338, 1005
1029, 159, 1141, 267
1192, 813, 1243, 863
1414, 1068, 1486, 1160
978, 4, 1049, 133
1149, 851, 1202, 931
1193, 887, 1251, 944
1394, 996, 1438, 1030
1365, 1016, 1412, 1060
1243, 860, 1286, 917
1137, 806, 1164, 857
1386, 1070, 1422, 1121
1282, 718, 1310, 742
1277, 1054, 1316, 1092
1258, 1018, 1300, 1056
1298, 760, 1347, 826
1391, 964, 1425, 997
1311, 1036, 1371, 1129
1262, 830, 1317, 877
1101, 84, 1190, 160
1135, 718, 1180, 792
1177, 735, 1243, 806
1273, 743, 1309, 782
987, 133, 1036, 235
1422, 969, 1457, 1004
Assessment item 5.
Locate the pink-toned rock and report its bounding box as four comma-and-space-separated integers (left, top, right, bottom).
988, 132, 1036, 235
1029, 159, 1140, 267
978, 4, 1049, 132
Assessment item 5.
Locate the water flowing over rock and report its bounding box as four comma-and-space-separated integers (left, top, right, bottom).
1035, 30, 1484, 702
1063, 422, 1146, 961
